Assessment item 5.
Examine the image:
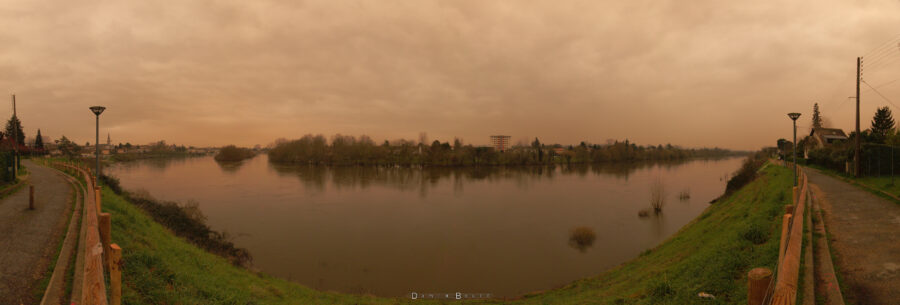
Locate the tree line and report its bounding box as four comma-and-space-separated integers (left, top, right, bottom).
267, 134, 739, 166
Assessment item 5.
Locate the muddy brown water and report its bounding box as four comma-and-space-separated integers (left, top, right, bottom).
106, 155, 743, 297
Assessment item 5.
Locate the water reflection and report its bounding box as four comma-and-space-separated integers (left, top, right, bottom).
106, 155, 743, 297
216, 161, 246, 174
265, 158, 726, 196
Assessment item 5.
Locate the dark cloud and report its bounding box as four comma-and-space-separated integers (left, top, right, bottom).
1, 0, 899, 149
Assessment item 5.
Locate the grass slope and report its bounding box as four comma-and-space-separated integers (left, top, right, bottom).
101, 164, 791, 304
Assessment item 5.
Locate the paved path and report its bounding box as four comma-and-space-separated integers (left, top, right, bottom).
805, 168, 900, 304
0, 160, 73, 305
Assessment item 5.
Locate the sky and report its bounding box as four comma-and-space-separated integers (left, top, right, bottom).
1, 0, 899, 150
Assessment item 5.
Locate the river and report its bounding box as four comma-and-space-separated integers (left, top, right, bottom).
106, 155, 744, 297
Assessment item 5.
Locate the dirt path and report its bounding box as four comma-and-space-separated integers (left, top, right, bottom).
0, 160, 73, 305
805, 168, 900, 304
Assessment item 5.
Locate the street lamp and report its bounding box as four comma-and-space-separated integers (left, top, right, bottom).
788, 112, 801, 186
90, 106, 106, 182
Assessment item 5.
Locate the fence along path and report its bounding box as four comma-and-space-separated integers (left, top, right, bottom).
750, 161, 844, 305
46, 161, 123, 305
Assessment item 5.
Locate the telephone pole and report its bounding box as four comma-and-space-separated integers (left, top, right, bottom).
855, 57, 861, 177
11, 94, 17, 178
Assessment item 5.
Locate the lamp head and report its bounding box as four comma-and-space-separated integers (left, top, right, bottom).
90, 106, 106, 116
787, 112, 801, 121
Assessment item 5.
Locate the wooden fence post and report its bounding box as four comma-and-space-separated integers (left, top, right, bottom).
792, 186, 798, 205
95, 187, 102, 213
29, 185, 34, 210
748, 267, 773, 305
99, 213, 111, 270
109, 244, 122, 305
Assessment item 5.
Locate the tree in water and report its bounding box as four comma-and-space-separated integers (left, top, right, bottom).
871, 106, 895, 142
811, 103, 823, 129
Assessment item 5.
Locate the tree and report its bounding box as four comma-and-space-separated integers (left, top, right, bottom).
812, 103, 823, 129
870, 106, 895, 142
57, 136, 81, 159
4, 116, 24, 146
34, 129, 43, 150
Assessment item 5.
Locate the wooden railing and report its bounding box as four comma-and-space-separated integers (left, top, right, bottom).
45, 160, 122, 305
749, 161, 808, 305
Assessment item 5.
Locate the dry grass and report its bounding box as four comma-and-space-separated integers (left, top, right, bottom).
650, 178, 666, 214
568, 226, 596, 252
678, 188, 690, 200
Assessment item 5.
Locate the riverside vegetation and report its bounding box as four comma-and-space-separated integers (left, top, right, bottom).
214, 145, 256, 162
267, 134, 741, 166
83, 150, 789, 304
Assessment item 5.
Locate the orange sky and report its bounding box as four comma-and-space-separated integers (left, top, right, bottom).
1, 1, 900, 150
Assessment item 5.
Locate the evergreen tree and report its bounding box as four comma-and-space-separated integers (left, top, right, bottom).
4, 116, 24, 146
812, 103, 823, 129
870, 106, 895, 141
34, 129, 43, 150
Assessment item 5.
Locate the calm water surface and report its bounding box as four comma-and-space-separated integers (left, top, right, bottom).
107, 155, 743, 297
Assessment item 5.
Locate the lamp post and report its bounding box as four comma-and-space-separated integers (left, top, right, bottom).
90, 106, 106, 181
788, 112, 801, 186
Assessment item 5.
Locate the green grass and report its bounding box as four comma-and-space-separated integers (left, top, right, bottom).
98, 164, 792, 304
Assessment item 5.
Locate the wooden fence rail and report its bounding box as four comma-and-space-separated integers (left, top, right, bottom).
749, 162, 809, 305
45, 160, 123, 305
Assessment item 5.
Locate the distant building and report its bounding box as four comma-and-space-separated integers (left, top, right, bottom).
490, 135, 511, 152
805, 127, 848, 158
809, 128, 848, 148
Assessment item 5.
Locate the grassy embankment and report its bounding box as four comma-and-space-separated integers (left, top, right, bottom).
99, 163, 791, 304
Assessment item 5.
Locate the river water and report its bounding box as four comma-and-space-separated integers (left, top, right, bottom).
106, 155, 743, 297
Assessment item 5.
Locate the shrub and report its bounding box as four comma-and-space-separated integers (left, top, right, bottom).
214, 145, 255, 162
649, 178, 666, 214
99, 174, 252, 266
740, 223, 768, 245
725, 151, 767, 194
568, 226, 596, 252
648, 280, 674, 298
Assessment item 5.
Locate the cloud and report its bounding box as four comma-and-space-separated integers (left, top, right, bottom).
1, 0, 899, 149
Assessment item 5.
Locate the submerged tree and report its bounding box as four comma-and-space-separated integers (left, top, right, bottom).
650, 178, 666, 214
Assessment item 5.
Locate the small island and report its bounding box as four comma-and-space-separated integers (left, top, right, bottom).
214, 145, 256, 162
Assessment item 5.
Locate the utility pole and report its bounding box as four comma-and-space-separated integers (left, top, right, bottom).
11, 94, 17, 178
856, 57, 861, 177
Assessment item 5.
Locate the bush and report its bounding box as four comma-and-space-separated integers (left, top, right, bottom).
807, 146, 850, 173
214, 145, 255, 162
725, 151, 767, 194
100, 174, 123, 194
100, 174, 252, 266
568, 226, 596, 252
648, 280, 674, 298
740, 223, 768, 245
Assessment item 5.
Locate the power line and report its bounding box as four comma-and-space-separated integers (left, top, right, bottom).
863, 35, 900, 57
865, 55, 900, 75
862, 78, 900, 93
862, 79, 900, 110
